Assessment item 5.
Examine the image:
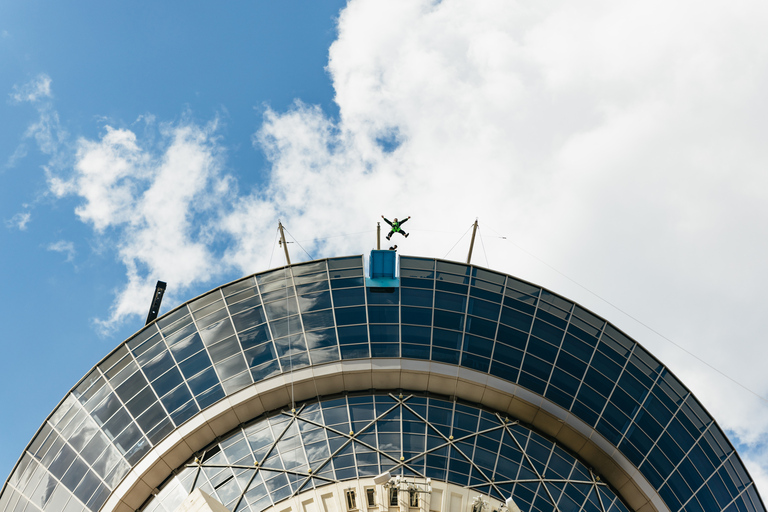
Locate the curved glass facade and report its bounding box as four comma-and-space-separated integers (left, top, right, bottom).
144, 393, 628, 512
0, 255, 763, 512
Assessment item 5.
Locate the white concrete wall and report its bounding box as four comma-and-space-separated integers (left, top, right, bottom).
253, 479, 504, 512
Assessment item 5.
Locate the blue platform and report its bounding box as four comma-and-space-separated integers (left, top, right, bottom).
365, 249, 400, 288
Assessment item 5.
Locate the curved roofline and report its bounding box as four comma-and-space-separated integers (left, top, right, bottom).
2, 255, 763, 512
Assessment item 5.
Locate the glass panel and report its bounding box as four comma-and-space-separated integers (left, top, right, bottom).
264, 299, 299, 321
332, 288, 365, 307
161, 384, 194, 415
433, 328, 462, 350
222, 277, 256, 297
399, 257, 434, 270
162, 320, 197, 346
328, 256, 363, 270
262, 286, 296, 303
299, 291, 332, 312
463, 335, 493, 357
467, 298, 500, 321
367, 306, 398, 324
466, 316, 497, 339
436, 279, 468, 295
302, 310, 335, 331
244, 342, 277, 368
340, 344, 369, 359
293, 261, 327, 276
125, 387, 158, 418
216, 355, 248, 380
400, 268, 434, 279
222, 371, 252, 394
81, 431, 109, 466
269, 315, 303, 339
401, 306, 431, 326
335, 306, 367, 326
366, 288, 399, 305
199, 318, 235, 346
228, 295, 262, 316
209, 337, 242, 364
310, 347, 340, 365
256, 268, 289, 286
331, 277, 365, 289
127, 327, 160, 354
305, 328, 337, 349
436, 261, 470, 275
169, 333, 205, 362
142, 350, 175, 382
192, 299, 226, 322
188, 367, 221, 396
369, 325, 399, 344
434, 292, 467, 313
433, 310, 464, 331
153, 368, 184, 397
115, 370, 148, 403
338, 325, 368, 345
296, 280, 330, 296
401, 288, 433, 307
401, 326, 430, 345
539, 290, 572, 313
156, 307, 190, 332
189, 291, 223, 313
136, 403, 167, 433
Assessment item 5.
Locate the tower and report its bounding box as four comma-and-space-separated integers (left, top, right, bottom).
1, 254, 763, 512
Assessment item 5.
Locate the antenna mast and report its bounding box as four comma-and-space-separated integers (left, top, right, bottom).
278, 221, 291, 265
466, 219, 479, 264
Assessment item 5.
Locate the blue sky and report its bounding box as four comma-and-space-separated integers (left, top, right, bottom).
3, 0, 768, 499
0, 0, 345, 484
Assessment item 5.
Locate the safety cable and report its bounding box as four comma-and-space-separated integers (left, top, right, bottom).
295, 230, 372, 243
272, 220, 766, 403
411, 228, 466, 235
282, 253, 296, 412
283, 225, 314, 260
482, 223, 768, 405
442, 223, 475, 259
478, 225, 489, 268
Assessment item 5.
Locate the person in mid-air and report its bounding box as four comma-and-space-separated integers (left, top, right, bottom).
382, 215, 410, 240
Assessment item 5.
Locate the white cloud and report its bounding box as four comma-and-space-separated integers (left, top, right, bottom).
53, 119, 234, 333
43, 0, 768, 493
743, 448, 768, 506
47, 240, 75, 262
10, 74, 52, 104
235, 0, 768, 490
25, 108, 65, 156
5, 143, 28, 169
66, 127, 148, 230
6, 211, 31, 230
8, 74, 67, 171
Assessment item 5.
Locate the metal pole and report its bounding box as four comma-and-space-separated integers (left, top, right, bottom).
377, 222, 381, 250
467, 219, 479, 264
278, 221, 291, 265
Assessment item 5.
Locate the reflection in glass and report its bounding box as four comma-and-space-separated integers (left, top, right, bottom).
2, 257, 758, 512
144, 393, 628, 512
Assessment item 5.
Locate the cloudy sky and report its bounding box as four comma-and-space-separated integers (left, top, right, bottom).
2, 0, 768, 500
